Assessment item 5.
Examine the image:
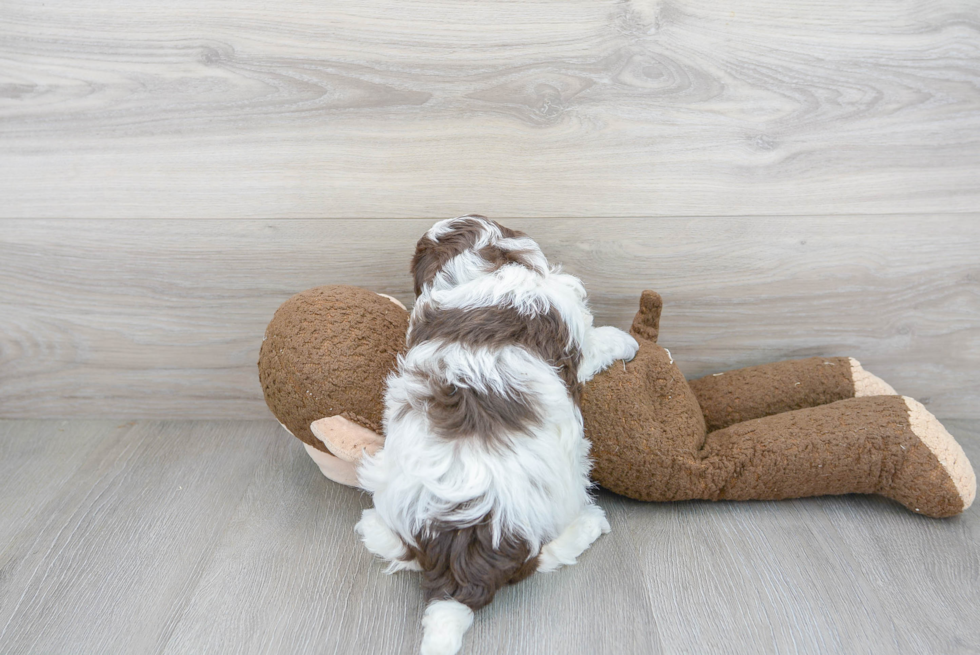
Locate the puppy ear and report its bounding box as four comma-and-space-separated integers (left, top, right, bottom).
411, 234, 442, 297
410, 217, 490, 297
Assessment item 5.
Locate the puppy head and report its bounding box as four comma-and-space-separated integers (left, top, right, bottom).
412, 215, 488, 296
411, 215, 537, 296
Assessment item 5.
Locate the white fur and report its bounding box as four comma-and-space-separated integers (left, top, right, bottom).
579, 325, 641, 382
360, 342, 594, 550
420, 600, 474, 655
537, 504, 612, 572
355, 509, 422, 572
356, 215, 637, 652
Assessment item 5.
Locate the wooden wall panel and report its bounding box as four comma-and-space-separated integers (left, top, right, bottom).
1, 0, 979, 218
1, 217, 977, 419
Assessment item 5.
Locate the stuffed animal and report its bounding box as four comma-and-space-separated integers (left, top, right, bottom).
259, 285, 975, 518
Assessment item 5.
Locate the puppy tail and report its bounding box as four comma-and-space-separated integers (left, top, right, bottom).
420, 599, 474, 655
414, 520, 538, 655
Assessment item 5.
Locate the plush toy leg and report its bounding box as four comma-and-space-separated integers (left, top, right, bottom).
689, 356, 897, 432
691, 395, 975, 517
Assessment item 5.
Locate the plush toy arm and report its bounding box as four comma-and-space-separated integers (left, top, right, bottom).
688, 356, 896, 432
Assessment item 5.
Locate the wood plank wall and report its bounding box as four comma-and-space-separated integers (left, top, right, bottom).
1, 1, 978, 418
3, 218, 978, 419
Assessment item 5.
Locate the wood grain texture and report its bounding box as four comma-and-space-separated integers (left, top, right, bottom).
1, 0, 979, 218
2, 217, 978, 419
627, 418, 980, 654
0, 420, 277, 653
159, 429, 660, 655
0, 420, 116, 551
0, 418, 977, 654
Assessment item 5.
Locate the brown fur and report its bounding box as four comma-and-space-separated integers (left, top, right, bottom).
410, 215, 535, 295
477, 242, 540, 274
689, 356, 855, 432
411, 217, 487, 296
402, 218, 566, 609
408, 303, 583, 402
409, 518, 538, 611
410, 368, 542, 445
405, 219, 583, 447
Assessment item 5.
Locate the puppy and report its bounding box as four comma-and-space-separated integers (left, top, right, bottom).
355, 216, 639, 655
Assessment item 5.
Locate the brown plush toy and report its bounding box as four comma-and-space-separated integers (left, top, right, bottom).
259, 285, 975, 518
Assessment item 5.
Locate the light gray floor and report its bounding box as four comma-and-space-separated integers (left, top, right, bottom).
1, 419, 977, 654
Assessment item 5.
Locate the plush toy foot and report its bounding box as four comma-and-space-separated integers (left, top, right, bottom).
310, 415, 385, 463
849, 358, 897, 396
886, 397, 976, 516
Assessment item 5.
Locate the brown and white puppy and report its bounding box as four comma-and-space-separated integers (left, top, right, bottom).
355, 216, 638, 655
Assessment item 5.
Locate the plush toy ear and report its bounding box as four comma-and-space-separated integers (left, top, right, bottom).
303, 444, 361, 487
630, 290, 662, 343
376, 293, 407, 311
303, 416, 386, 488
310, 415, 385, 463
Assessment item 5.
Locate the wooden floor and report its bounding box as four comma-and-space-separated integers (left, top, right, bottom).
1, 418, 977, 654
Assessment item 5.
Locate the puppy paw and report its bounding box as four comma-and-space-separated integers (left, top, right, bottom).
592, 504, 612, 535
608, 327, 640, 363
579, 327, 640, 382
580, 504, 611, 540
356, 509, 414, 567
537, 505, 611, 572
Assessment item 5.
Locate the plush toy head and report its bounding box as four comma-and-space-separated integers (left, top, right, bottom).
258, 285, 408, 449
